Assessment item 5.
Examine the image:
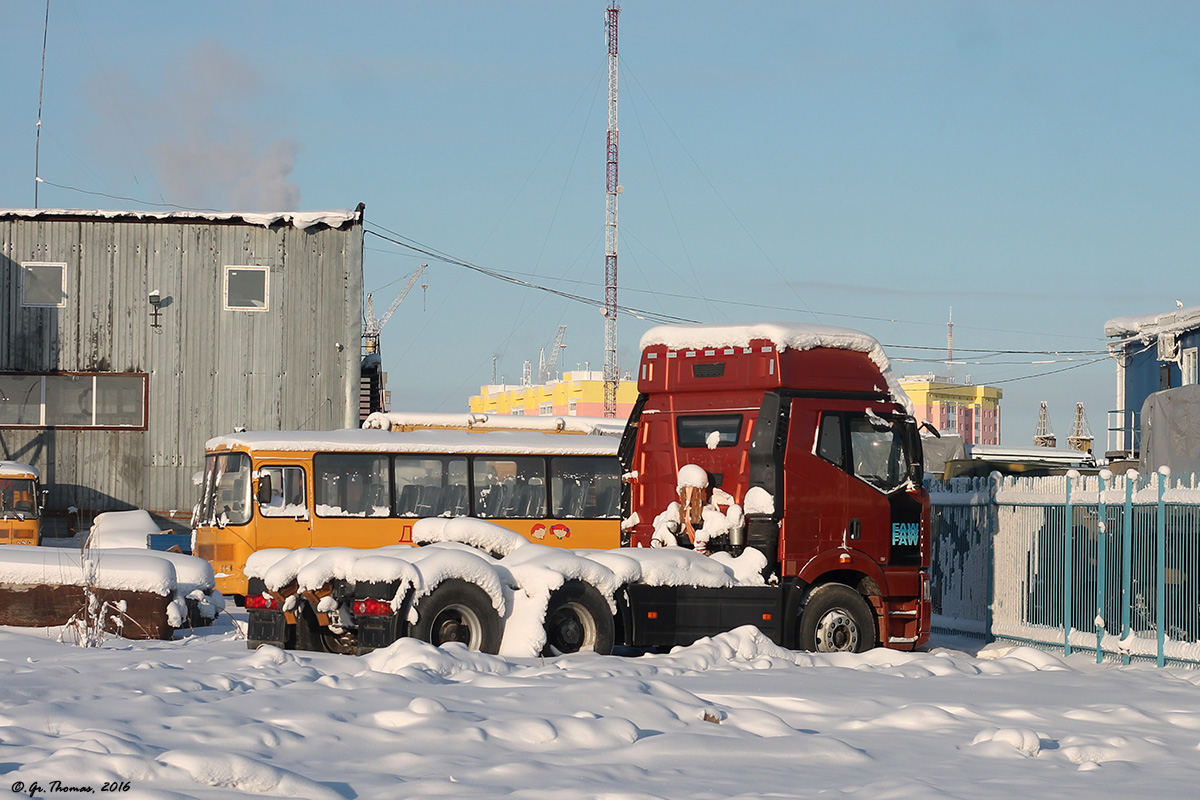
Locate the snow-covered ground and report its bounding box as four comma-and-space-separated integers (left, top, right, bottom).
2, 613, 1198, 799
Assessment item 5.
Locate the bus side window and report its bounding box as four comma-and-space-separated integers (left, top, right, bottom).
315, 454, 391, 518
258, 465, 308, 518
550, 456, 621, 519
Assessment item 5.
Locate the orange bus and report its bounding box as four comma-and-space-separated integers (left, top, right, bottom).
193, 426, 622, 600
0, 460, 42, 546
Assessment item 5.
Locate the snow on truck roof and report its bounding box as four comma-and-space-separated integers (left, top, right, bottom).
206, 427, 619, 456
640, 322, 913, 414
0, 460, 39, 480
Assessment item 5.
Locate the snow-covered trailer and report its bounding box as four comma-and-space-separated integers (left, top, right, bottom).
0, 545, 221, 639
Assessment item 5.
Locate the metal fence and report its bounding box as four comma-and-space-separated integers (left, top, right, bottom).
928, 470, 1200, 667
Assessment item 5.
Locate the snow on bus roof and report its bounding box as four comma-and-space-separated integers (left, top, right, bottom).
639, 322, 913, 414
362, 411, 625, 437
206, 427, 619, 456
0, 460, 39, 480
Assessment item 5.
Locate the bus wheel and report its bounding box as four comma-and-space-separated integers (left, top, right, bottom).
799, 584, 876, 654
412, 580, 502, 654
542, 580, 615, 656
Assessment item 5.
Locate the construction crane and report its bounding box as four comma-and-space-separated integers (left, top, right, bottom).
538, 325, 568, 384
1067, 402, 1094, 453
363, 264, 426, 356
1034, 401, 1057, 448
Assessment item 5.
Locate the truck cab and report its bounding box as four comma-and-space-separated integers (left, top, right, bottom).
620, 323, 931, 651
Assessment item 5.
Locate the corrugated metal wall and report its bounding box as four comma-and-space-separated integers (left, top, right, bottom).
0, 210, 364, 528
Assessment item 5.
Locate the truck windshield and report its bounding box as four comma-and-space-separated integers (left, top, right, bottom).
0, 478, 39, 518
847, 415, 911, 492
198, 453, 252, 526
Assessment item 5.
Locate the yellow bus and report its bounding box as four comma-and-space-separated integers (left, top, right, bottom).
0, 460, 42, 546
193, 426, 622, 600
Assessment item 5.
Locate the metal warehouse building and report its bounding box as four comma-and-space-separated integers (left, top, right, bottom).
0, 206, 365, 535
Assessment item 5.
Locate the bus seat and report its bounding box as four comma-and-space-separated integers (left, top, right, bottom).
397, 484, 420, 516
446, 484, 469, 515
416, 485, 444, 516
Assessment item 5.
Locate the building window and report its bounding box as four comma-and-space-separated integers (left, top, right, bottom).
0, 373, 147, 429
21, 262, 66, 307
539, 402, 553, 416
224, 265, 269, 311
1184, 348, 1198, 386
568, 398, 578, 416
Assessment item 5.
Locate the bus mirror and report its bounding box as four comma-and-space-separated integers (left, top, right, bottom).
256, 474, 273, 505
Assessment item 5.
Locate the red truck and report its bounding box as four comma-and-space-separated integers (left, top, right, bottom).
617, 322, 930, 652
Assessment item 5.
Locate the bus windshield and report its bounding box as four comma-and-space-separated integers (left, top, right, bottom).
198, 453, 252, 526
0, 478, 39, 519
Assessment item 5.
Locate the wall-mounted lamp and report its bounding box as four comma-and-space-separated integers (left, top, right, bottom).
149, 290, 163, 330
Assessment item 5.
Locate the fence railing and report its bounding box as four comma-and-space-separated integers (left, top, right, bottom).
928, 469, 1200, 667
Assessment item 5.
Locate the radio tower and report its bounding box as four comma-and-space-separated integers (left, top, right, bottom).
602, 0, 621, 417
946, 307, 954, 380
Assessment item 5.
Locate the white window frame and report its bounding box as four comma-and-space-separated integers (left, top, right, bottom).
21, 262, 67, 308
223, 265, 270, 312
1183, 347, 1198, 386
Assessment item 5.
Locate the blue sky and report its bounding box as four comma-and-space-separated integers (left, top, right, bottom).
2, 1, 1197, 445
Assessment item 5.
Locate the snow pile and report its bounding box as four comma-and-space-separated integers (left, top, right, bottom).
0, 544, 176, 595
86, 509, 162, 549
1, 619, 1199, 798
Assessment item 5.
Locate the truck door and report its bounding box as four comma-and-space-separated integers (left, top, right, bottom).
780, 405, 848, 568
842, 412, 919, 565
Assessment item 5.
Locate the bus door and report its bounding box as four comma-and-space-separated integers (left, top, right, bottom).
254, 463, 312, 551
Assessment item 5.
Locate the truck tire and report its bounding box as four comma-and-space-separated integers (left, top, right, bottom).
543, 580, 615, 656
411, 579, 503, 654
798, 583, 876, 653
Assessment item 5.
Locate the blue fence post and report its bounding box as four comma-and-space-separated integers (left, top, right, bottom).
1157, 469, 1167, 668
1121, 471, 1134, 666
1096, 471, 1108, 664
1064, 472, 1074, 657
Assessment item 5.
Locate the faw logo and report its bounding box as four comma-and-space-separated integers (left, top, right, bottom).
891, 522, 919, 547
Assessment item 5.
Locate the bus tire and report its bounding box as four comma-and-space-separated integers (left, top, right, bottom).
798, 583, 876, 654
411, 579, 502, 654
543, 580, 615, 656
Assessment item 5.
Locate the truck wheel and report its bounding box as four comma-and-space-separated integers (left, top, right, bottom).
412, 579, 502, 654
543, 580, 615, 656
799, 583, 876, 653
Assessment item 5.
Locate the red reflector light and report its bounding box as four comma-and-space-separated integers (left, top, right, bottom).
761, 613, 772, 621
245, 593, 279, 611
647, 611, 658, 619
352, 598, 394, 616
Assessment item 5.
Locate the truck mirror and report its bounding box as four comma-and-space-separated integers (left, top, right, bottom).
256, 474, 273, 505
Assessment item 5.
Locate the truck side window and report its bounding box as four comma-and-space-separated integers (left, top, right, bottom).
677, 414, 742, 448
816, 413, 844, 468
846, 414, 910, 492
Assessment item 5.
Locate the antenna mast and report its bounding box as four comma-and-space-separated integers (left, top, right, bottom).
34, 0, 51, 208
602, 0, 621, 417
946, 306, 954, 379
